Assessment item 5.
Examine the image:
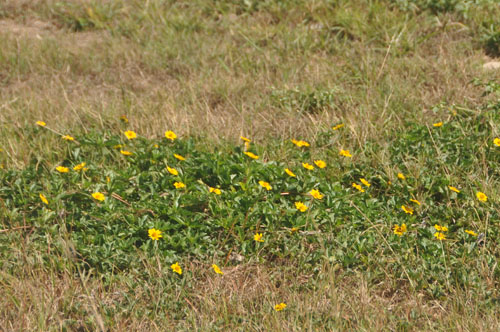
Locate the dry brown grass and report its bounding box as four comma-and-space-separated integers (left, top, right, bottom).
1, 255, 499, 331
1, 0, 500, 168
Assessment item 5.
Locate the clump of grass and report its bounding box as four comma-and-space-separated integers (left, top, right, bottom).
482, 24, 500, 57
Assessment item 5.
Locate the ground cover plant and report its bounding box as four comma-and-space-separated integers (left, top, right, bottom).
1, 0, 500, 331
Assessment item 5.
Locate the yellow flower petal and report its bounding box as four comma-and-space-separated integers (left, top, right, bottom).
167, 166, 179, 176
258, 180, 272, 191
352, 183, 364, 192
92, 192, 105, 201
73, 162, 86, 171
165, 130, 177, 141
476, 191, 487, 202
274, 303, 287, 311
314, 160, 326, 168
244, 151, 259, 159
56, 166, 69, 173
339, 149, 352, 158
254, 233, 264, 242
295, 201, 308, 212
174, 154, 186, 161
148, 228, 163, 240
212, 264, 224, 275
174, 182, 186, 189
39, 193, 49, 205
302, 163, 314, 170
309, 189, 324, 200
401, 205, 413, 215
171, 262, 182, 275
124, 130, 137, 139
62, 135, 74, 141
360, 178, 371, 187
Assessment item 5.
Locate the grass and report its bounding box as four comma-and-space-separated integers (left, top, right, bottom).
1, 0, 500, 331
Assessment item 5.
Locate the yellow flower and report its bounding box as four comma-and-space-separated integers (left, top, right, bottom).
397, 173, 406, 180
274, 303, 287, 311
295, 201, 308, 212
494, 138, 500, 147
309, 189, 324, 200
433, 122, 443, 127
434, 224, 448, 232
465, 229, 478, 237
302, 163, 314, 170
393, 224, 407, 236
476, 191, 487, 202
39, 193, 49, 205
73, 162, 86, 171
212, 264, 224, 275
62, 135, 74, 141
171, 262, 182, 275
291, 139, 310, 147
124, 130, 137, 140
165, 130, 177, 141
285, 168, 296, 177
153, 144, 159, 148
314, 160, 326, 168
148, 228, 162, 241
174, 153, 186, 161
259, 180, 272, 191
352, 183, 364, 193
106, 176, 111, 183
332, 123, 344, 130
209, 187, 222, 195
167, 166, 179, 176
174, 182, 186, 189
240, 136, 251, 143
434, 232, 446, 240
290, 227, 299, 233
254, 233, 264, 242
339, 149, 352, 158
36, 121, 46, 127
360, 178, 371, 187
92, 192, 105, 201
113, 144, 123, 149
410, 199, 421, 206
120, 115, 129, 123
56, 166, 69, 173
448, 186, 460, 193
120, 150, 132, 156
244, 151, 259, 159
401, 205, 413, 215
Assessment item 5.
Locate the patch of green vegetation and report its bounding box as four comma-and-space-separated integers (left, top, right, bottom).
482, 24, 500, 57
390, 0, 477, 14
271, 87, 340, 114
52, 1, 122, 31
1, 87, 499, 300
